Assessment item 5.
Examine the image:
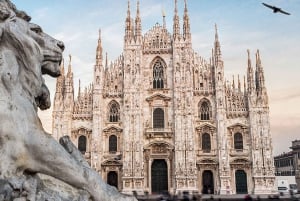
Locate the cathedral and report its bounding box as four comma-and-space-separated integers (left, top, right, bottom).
52, 0, 276, 195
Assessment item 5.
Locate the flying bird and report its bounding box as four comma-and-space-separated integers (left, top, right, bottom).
262, 3, 290, 15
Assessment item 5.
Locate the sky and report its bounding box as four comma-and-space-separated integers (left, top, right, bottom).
12, 0, 300, 156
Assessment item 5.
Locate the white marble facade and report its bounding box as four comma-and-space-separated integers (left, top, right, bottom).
52, 0, 275, 195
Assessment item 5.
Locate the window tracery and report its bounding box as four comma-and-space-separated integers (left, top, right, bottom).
199, 100, 211, 120
153, 60, 164, 89
108, 101, 120, 122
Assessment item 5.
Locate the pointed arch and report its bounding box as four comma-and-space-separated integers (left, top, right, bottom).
151, 57, 167, 89
198, 98, 212, 120
108, 100, 120, 122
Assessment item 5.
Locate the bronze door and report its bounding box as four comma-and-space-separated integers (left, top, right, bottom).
235, 170, 248, 194
202, 170, 214, 194
107, 171, 118, 189
151, 159, 168, 193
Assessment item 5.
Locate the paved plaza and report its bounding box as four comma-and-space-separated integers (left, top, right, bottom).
135, 193, 300, 201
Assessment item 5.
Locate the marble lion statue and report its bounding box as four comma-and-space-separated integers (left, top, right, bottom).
0, 0, 136, 201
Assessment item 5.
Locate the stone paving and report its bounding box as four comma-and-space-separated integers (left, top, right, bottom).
135, 193, 300, 201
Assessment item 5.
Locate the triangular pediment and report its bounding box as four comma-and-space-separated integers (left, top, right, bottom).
230, 158, 250, 164
227, 123, 248, 129
197, 158, 218, 164
71, 126, 92, 132
101, 159, 122, 166
144, 140, 174, 150
146, 93, 171, 102
103, 125, 122, 132
195, 123, 216, 131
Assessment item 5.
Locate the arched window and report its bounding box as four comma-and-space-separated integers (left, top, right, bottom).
78, 135, 87, 153
202, 133, 211, 152
109, 135, 117, 153
108, 101, 120, 122
234, 133, 243, 150
153, 59, 164, 89
153, 108, 164, 128
199, 100, 211, 120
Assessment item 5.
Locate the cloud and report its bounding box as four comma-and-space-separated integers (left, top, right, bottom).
271, 89, 300, 102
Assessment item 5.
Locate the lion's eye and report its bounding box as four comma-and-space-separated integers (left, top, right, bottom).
31, 27, 42, 34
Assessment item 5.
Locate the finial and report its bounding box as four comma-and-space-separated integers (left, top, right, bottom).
67, 54, 72, 75
215, 23, 218, 40
244, 75, 246, 92
78, 79, 81, 97
105, 52, 108, 68
136, 0, 140, 15
238, 74, 241, 91
61, 58, 64, 68
247, 49, 250, 58
127, 0, 131, 16
256, 49, 261, 66
175, 0, 178, 13
99, 29, 101, 38
184, 0, 188, 11
162, 8, 166, 28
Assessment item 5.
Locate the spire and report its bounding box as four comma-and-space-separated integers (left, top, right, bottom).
162, 8, 166, 28
232, 75, 235, 89
55, 59, 65, 92
65, 54, 74, 99
173, 0, 180, 40
238, 74, 241, 92
105, 52, 108, 69
135, 0, 142, 39
254, 49, 268, 104
67, 54, 72, 77
183, 0, 191, 41
214, 24, 223, 74
78, 79, 81, 98
247, 49, 255, 93
125, 0, 133, 42
255, 49, 266, 92
96, 29, 103, 67
243, 75, 246, 93
214, 24, 222, 59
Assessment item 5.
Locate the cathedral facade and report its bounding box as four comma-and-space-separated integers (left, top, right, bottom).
52, 0, 275, 195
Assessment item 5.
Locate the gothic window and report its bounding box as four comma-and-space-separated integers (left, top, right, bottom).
234, 133, 243, 150
109, 135, 117, 153
199, 100, 211, 120
153, 59, 164, 89
202, 133, 211, 152
153, 108, 164, 128
108, 101, 120, 122
78, 135, 87, 153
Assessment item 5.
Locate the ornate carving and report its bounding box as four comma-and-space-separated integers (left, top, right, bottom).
0, 2, 136, 200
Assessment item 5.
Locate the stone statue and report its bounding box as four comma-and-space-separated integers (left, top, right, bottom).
0, 0, 136, 200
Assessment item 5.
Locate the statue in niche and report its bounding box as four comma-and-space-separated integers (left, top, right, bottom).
0, 1, 136, 200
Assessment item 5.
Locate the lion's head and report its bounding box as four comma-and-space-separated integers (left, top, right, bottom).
0, 0, 64, 110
